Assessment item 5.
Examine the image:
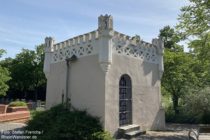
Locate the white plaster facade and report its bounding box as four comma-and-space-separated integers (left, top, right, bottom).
44, 15, 165, 135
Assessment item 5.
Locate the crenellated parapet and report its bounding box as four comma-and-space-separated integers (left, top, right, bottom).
51, 30, 99, 63
44, 14, 164, 75
112, 31, 161, 64
45, 31, 162, 66
53, 31, 99, 51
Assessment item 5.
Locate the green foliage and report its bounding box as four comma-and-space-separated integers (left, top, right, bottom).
92, 131, 114, 140
30, 109, 44, 120
26, 104, 113, 140
159, 26, 182, 50
11, 49, 37, 92
165, 109, 199, 124
1, 45, 46, 98
164, 87, 210, 124
159, 25, 198, 115
183, 87, 210, 123
162, 1, 210, 123
0, 49, 11, 96
161, 87, 172, 108
176, 0, 210, 87
9, 101, 27, 107
176, 0, 210, 37
176, 0, 210, 88
164, 0, 210, 123
189, 32, 210, 86
0, 49, 6, 58
162, 49, 198, 114
0, 66, 11, 96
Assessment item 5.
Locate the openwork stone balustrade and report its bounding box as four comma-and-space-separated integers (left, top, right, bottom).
51, 30, 159, 64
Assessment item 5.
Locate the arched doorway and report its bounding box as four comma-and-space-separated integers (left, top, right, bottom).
119, 74, 132, 126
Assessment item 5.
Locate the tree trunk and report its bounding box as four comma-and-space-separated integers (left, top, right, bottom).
24, 91, 27, 99
35, 88, 38, 101
172, 94, 179, 115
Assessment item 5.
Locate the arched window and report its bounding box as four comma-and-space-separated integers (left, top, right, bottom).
119, 74, 132, 126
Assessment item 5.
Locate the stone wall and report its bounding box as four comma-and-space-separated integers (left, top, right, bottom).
45, 55, 106, 125
105, 54, 165, 135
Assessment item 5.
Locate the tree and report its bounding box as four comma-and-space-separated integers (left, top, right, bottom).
159, 26, 198, 114
176, 0, 210, 87
159, 26, 187, 114
162, 50, 197, 114
161, 0, 210, 122
1, 45, 46, 100
176, 0, 210, 70
189, 32, 210, 86
0, 49, 6, 58
176, 0, 210, 38
32, 45, 46, 100
159, 26, 182, 50
12, 49, 37, 95
0, 49, 11, 96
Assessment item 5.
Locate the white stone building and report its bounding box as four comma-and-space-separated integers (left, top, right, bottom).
43, 15, 165, 137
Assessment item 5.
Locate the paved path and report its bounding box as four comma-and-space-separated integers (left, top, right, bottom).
0, 123, 26, 131
0, 123, 209, 140
138, 131, 188, 140
137, 124, 210, 140
0, 123, 26, 140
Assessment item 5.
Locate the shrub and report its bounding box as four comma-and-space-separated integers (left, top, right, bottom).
165, 102, 201, 124
26, 104, 113, 140
92, 131, 114, 140
183, 87, 210, 124
9, 101, 27, 107
30, 109, 44, 119
164, 87, 210, 124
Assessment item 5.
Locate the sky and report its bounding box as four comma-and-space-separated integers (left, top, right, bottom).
0, 0, 190, 59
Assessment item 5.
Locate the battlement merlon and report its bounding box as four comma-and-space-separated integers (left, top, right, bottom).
98, 14, 113, 32
98, 15, 114, 73
152, 38, 164, 79
152, 38, 164, 55
44, 37, 55, 79
45, 37, 55, 52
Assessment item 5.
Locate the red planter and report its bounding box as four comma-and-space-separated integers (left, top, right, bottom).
0, 111, 30, 123
7, 106, 29, 113
0, 104, 8, 114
